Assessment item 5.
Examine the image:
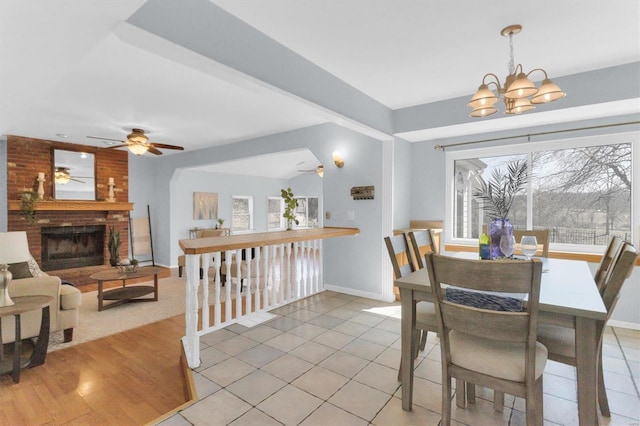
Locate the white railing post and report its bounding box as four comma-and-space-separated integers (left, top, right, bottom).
213, 251, 222, 325
183, 253, 201, 368
224, 250, 233, 322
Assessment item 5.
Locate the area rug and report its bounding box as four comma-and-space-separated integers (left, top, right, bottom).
48, 271, 190, 351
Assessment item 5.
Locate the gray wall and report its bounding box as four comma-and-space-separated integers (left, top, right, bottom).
129, 123, 388, 300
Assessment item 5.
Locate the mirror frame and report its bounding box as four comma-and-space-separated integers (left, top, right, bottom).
53, 149, 97, 200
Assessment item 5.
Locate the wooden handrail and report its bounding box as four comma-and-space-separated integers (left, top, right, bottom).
179, 227, 359, 254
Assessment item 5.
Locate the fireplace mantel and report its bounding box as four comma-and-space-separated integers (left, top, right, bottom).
8, 200, 133, 211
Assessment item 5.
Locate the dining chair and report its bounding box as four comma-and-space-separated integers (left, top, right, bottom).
408, 229, 437, 269
425, 252, 546, 426
537, 242, 638, 417
384, 234, 438, 378
593, 235, 625, 292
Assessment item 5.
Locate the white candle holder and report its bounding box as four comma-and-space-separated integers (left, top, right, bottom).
107, 179, 115, 202
37, 173, 45, 200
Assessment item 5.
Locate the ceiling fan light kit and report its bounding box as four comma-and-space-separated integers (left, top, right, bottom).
87, 128, 184, 155
468, 24, 566, 118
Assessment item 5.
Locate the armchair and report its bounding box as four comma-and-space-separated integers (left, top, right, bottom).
0, 231, 81, 343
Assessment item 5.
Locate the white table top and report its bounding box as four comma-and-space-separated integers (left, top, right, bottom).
394, 255, 607, 321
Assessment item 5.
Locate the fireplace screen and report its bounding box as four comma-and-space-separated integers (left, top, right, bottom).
41, 226, 105, 270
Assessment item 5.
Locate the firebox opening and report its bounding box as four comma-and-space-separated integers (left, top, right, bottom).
41, 225, 105, 270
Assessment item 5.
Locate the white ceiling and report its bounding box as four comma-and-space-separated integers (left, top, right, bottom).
1, 1, 638, 176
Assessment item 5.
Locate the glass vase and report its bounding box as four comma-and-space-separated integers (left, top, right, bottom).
489, 218, 514, 259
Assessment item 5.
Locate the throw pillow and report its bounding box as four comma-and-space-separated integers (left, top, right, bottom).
8, 261, 33, 279
27, 257, 42, 277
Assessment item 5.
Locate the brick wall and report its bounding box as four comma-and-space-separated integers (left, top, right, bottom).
6, 135, 131, 286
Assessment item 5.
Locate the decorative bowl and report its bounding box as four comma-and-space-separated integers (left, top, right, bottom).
117, 264, 138, 274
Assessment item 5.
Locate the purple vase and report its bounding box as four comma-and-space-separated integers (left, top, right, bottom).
489, 218, 513, 259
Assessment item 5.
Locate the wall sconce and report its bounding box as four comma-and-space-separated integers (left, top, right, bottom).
333, 151, 344, 168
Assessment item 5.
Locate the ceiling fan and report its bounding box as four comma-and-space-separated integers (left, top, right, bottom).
297, 164, 324, 177
55, 167, 89, 185
87, 128, 184, 156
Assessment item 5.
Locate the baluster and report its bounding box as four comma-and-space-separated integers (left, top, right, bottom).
254, 246, 261, 311
184, 253, 201, 368
316, 239, 323, 293
277, 243, 285, 305
213, 251, 222, 326
235, 249, 242, 320
300, 241, 307, 298
263, 245, 271, 309
224, 250, 232, 323
245, 247, 253, 316
201, 251, 211, 329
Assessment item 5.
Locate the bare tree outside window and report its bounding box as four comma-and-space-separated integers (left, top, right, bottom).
451, 140, 632, 247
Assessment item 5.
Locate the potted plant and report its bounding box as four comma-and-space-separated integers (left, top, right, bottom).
108, 226, 122, 266
281, 187, 299, 230
19, 190, 39, 224
473, 160, 527, 258
216, 218, 225, 229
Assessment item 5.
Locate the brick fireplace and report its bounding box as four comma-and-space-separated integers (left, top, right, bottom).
6, 135, 132, 286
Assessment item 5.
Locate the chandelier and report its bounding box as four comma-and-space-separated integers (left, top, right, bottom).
468, 24, 566, 118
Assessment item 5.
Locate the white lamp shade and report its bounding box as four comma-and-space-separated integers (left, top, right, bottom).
0, 231, 33, 263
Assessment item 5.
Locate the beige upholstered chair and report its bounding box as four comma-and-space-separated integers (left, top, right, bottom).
537, 242, 638, 417
425, 252, 546, 425
0, 231, 81, 343
384, 234, 437, 378
177, 228, 227, 277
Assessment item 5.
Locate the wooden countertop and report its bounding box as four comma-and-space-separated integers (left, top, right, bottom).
179, 227, 359, 254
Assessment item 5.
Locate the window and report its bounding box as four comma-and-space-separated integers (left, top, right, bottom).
232, 196, 253, 232
446, 133, 635, 252
267, 197, 284, 230
294, 196, 319, 228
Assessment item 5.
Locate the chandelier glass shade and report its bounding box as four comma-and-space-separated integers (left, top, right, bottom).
468, 25, 565, 118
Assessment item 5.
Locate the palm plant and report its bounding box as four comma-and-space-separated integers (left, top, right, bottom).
473, 160, 528, 219
108, 226, 122, 266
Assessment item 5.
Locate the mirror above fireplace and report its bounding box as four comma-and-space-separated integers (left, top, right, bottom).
53, 149, 96, 200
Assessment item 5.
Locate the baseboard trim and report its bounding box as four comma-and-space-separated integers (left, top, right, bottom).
607, 319, 640, 330
324, 284, 384, 301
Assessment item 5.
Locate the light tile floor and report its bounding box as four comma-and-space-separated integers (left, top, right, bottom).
158, 291, 640, 426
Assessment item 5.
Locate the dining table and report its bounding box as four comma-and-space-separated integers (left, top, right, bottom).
395, 253, 608, 426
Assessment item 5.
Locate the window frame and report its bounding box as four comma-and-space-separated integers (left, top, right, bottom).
293, 196, 319, 229
445, 131, 637, 253
267, 196, 285, 231
231, 195, 254, 233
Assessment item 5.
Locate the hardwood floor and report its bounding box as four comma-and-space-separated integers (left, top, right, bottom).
0, 314, 190, 425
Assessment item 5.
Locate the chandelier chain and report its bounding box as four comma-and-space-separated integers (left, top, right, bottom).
508, 33, 515, 75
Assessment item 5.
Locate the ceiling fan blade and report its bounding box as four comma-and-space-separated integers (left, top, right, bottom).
70, 178, 85, 183
150, 142, 184, 151
103, 144, 129, 150
147, 146, 163, 155
87, 136, 125, 143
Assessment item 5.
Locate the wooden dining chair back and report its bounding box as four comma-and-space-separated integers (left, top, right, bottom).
425, 252, 546, 425
408, 230, 437, 269
537, 242, 638, 417
384, 234, 415, 279
513, 229, 550, 257
385, 234, 438, 379
594, 236, 625, 292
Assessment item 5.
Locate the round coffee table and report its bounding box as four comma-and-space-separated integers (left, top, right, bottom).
90, 266, 161, 311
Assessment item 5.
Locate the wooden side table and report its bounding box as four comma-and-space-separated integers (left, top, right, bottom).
0, 295, 53, 383
90, 266, 161, 311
